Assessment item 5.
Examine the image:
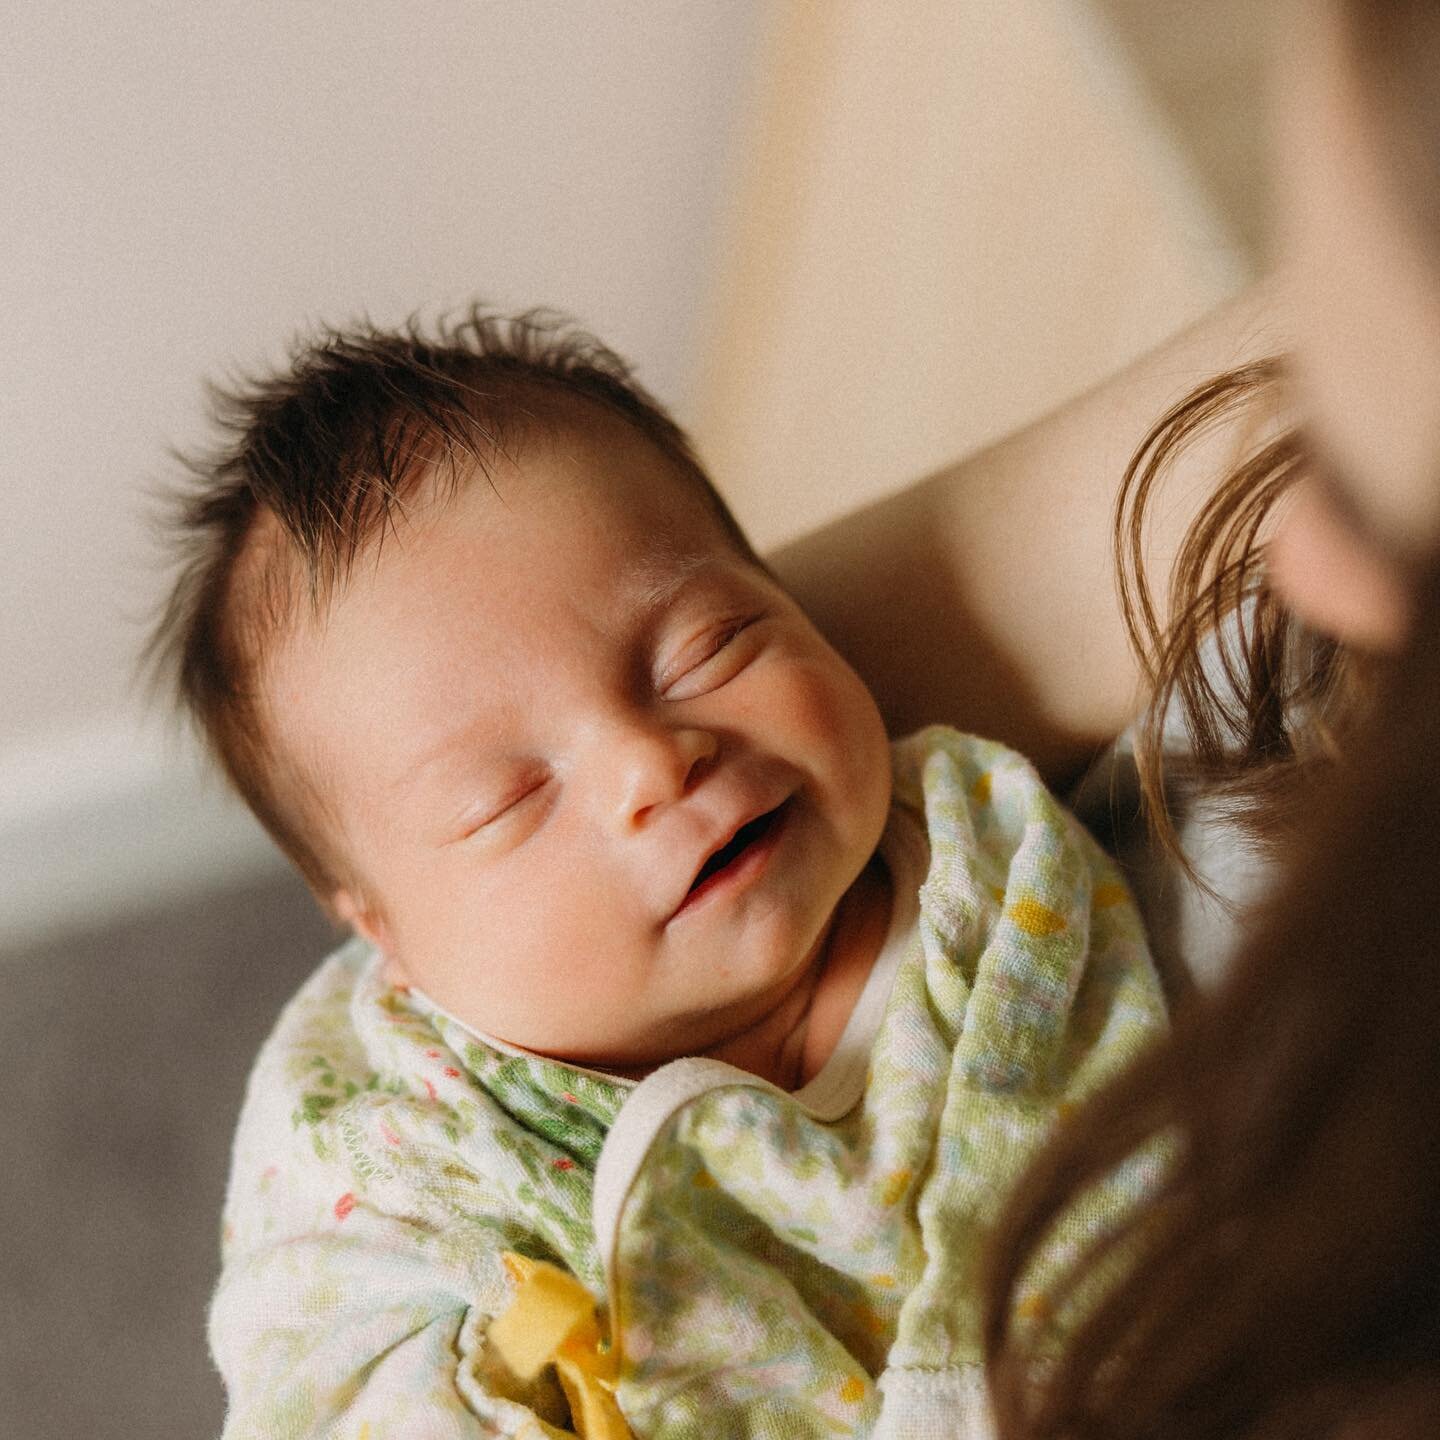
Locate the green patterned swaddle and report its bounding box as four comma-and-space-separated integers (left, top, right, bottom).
210, 727, 1166, 1439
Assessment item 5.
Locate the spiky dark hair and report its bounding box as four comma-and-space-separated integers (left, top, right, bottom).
145, 305, 754, 898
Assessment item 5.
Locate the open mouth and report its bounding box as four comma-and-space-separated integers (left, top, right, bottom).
678, 802, 788, 913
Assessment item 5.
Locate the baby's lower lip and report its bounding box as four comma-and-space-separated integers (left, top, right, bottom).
670, 802, 789, 922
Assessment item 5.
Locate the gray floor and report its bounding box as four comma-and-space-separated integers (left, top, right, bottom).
1, 871, 337, 1440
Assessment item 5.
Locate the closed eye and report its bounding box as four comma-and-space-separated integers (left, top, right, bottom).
454, 778, 548, 842
661, 616, 764, 700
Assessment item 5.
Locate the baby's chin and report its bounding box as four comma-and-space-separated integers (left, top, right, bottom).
519, 961, 823, 1079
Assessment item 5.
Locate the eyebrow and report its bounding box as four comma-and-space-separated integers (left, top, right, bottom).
626, 547, 715, 610
393, 718, 503, 796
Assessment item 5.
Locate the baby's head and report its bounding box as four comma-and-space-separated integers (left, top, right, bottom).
153, 310, 892, 1068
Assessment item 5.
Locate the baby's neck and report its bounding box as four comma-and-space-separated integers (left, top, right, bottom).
696, 854, 893, 1091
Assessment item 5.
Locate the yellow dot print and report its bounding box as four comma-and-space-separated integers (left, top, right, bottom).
971, 773, 992, 805
880, 1169, 912, 1206
692, 1167, 717, 1189
839, 1375, 867, 1404
1093, 882, 1128, 908
1007, 899, 1067, 936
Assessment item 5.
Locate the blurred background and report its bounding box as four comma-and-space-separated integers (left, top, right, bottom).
0, 2, 1266, 1434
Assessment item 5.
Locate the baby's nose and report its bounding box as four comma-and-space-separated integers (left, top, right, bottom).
612, 724, 717, 830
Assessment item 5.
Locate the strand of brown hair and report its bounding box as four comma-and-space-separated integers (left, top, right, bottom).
1113, 356, 1355, 895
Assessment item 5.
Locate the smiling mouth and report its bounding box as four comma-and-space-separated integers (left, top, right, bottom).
677, 802, 788, 913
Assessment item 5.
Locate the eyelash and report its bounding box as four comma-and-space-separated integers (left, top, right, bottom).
662, 615, 759, 695
700, 618, 750, 662
461, 777, 546, 838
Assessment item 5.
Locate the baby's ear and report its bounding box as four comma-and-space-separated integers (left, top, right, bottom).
332, 888, 400, 970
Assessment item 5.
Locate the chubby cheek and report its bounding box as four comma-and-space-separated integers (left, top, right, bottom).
760, 640, 892, 839
391, 850, 642, 1046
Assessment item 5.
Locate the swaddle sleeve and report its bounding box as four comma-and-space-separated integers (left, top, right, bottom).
208, 944, 591, 1438
209, 1214, 571, 1438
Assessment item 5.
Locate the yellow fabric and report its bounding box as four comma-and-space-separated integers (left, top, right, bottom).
490, 1253, 632, 1440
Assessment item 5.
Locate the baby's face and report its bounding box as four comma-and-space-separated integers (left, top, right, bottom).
269, 417, 893, 1069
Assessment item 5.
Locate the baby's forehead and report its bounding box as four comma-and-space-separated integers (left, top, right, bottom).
403, 424, 746, 589
258, 464, 759, 802
265, 451, 743, 664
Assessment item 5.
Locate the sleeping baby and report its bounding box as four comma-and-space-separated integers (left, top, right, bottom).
155, 308, 1166, 1439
